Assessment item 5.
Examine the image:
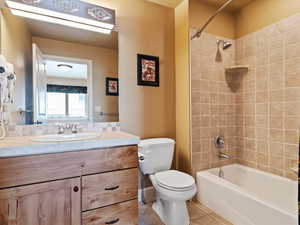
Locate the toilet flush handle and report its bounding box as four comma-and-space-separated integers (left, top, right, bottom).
138, 153, 145, 161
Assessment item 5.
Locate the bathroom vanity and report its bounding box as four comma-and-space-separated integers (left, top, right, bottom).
0, 131, 139, 225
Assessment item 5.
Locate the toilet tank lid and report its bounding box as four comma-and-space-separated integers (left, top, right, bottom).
138, 138, 175, 148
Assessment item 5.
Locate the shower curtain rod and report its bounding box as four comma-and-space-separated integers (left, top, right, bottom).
191, 0, 234, 40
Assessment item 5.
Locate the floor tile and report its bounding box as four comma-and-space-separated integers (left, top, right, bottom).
188, 201, 210, 220
139, 203, 164, 225
191, 215, 221, 225
210, 212, 233, 225
139, 201, 233, 225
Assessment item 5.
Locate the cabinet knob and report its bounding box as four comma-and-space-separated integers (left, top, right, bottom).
105, 218, 119, 224
73, 186, 79, 192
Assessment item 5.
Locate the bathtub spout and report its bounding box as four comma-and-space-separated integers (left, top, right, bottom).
219, 152, 230, 159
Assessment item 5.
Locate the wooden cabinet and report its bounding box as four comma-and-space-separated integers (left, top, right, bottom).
0, 146, 138, 189
82, 168, 138, 211
0, 178, 81, 225
0, 146, 139, 225
0, 199, 12, 225
82, 200, 138, 225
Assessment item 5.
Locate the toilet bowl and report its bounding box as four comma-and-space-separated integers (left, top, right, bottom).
150, 171, 197, 225
138, 138, 197, 225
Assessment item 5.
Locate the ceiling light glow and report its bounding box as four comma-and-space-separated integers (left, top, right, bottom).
10, 8, 112, 34
6, 0, 115, 34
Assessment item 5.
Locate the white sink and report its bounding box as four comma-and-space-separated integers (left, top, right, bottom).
31, 133, 101, 143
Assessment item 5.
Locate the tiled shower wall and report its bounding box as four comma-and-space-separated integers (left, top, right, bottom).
190, 30, 238, 175
235, 13, 300, 180
190, 13, 300, 180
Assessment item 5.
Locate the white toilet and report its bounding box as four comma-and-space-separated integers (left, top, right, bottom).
138, 138, 197, 225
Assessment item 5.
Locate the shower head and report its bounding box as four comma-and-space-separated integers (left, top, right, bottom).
223, 41, 232, 50
217, 39, 232, 50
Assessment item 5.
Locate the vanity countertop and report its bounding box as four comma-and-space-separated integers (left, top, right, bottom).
0, 131, 140, 158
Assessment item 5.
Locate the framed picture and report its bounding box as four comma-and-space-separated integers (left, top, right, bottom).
106, 77, 119, 96
137, 54, 159, 87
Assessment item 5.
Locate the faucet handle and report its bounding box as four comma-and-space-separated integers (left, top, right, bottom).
71, 123, 79, 134
56, 123, 65, 134
214, 136, 225, 148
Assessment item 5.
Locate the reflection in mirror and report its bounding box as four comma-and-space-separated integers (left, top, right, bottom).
0, 7, 118, 125
45, 57, 89, 120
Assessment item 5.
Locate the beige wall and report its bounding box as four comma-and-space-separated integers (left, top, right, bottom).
235, 0, 300, 38
0, 9, 32, 124
190, 0, 300, 39
175, 0, 191, 173
83, 0, 176, 139
32, 36, 118, 122
189, 0, 235, 39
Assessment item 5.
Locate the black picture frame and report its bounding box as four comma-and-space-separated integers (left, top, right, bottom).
137, 54, 160, 87
106, 77, 119, 96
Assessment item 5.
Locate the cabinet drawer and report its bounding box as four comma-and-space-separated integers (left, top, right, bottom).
82, 168, 138, 211
82, 200, 138, 225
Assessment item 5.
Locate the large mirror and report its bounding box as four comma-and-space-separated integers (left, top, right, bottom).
0, 6, 119, 125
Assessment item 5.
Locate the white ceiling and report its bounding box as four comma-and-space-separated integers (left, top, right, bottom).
147, 0, 254, 10
200, 0, 254, 12
45, 59, 88, 80
147, 0, 183, 8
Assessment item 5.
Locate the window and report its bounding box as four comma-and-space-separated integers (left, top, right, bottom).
47, 85, 87, 118
68, 93, 87, 117
47, 92, 66, 116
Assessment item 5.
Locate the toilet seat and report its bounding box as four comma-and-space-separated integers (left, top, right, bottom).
155, 170, 195, 191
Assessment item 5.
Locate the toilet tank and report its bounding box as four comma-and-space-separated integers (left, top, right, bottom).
138, 138, 175, 175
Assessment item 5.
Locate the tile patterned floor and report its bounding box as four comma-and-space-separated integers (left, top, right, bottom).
139, 201, 233, 225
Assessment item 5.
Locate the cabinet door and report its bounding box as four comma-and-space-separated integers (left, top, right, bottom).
0, 178, 81, 225
0, 198, 17, 225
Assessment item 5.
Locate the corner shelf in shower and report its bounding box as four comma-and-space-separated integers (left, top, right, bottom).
225, 65, 249, 74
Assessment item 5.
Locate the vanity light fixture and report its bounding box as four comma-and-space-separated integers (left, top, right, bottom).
57, 64, 73, 72
6, 0, 115, 34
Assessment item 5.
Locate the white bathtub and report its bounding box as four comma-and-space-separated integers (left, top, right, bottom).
197, 164, 298, 225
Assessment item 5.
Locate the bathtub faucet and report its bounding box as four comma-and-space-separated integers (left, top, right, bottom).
219, 152, 230, 160
214, 136, 225, 148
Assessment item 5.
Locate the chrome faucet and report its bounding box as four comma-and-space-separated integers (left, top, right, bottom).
56, 123, 79, 134
214, 136, 225, 148
57, 123, 65, 134
219, 152, 230, 159
71, 124, 79, 134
